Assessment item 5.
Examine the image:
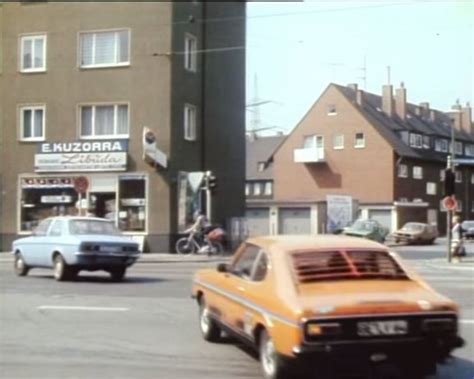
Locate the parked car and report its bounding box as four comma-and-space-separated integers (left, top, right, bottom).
12, 217, 141, 281
341, 219, 389, 243
192, 235, 464, 379
392, 222, 438, 245
462, 220, 474, 240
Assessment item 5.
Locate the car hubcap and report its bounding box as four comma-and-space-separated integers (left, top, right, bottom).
262, 337, 276, 376
200, 306, 210, 334
54, 259, 63, 278
16, 257, 24, 271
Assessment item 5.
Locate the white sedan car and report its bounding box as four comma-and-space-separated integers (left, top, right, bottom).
12, 217, 141, 281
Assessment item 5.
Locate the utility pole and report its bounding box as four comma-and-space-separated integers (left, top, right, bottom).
204, 171, 212, 223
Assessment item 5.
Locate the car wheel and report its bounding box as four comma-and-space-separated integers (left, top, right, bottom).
53, 254, 72, 281
259, 329, 289, 379
110, 267, 126, 282
14, 253, 29, 276
176, 237, 196, 254
198, 297, 221, 342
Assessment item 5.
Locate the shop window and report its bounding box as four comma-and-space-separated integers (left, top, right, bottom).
118, 175, 146, 232
20, 177, 78, 232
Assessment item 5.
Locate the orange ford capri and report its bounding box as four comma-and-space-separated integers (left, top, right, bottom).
192, 235, 464, 379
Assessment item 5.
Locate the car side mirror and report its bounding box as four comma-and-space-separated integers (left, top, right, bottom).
217, 263, 229, 273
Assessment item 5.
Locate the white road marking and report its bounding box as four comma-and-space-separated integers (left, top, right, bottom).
459, 319, 474, 325
37, 305, 129, 312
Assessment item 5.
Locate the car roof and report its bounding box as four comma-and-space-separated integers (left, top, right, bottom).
45, 216, 111, 222
246, 235, 388, 253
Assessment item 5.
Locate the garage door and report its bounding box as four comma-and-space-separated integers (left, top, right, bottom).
368, 209, 392, 231
245, 208, 270, 237
279, 208, 311, 235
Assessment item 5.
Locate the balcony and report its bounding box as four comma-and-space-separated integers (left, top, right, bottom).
293, 147, 325, 163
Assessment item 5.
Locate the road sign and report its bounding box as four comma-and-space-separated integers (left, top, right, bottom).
74, 176, 89, 193
442, 196, 457, 211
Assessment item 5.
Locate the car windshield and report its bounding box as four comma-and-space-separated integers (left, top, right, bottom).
351, 220, 376, 231
402, 223, 424, 231
69, 219, 121, 235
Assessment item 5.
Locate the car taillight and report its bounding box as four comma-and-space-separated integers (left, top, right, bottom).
422, 318, 456, 333
305, 322, 342, 337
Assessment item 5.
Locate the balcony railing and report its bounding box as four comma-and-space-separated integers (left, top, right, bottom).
293, 147, 325, 163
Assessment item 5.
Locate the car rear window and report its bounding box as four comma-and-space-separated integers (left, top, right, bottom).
69, 220, 121, 235
292, 250, 408, 283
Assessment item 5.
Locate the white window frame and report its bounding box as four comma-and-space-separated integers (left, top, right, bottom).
455, 171, 462, 183
18, 104, 46, 141
466, 144, 474, 157
435, 139, 448, 153
333, 134, 344, 150
354, 132, 365, 148
254, 182, 262, 196
245, 183, 251, 196
264, 181, 272, 196
422, 135, 430, 149
398, 164, 408, 178
327, 105, 337, 116
78, 28, 131, 69
184, 103, 197, 141
184, 33, 197, 72
413, 166, 423, 179
426, 182, 436, 195
78, 102, 129, 139
454, 142, 463, 155
409, 133, 423, 148
19, 33, 47, 72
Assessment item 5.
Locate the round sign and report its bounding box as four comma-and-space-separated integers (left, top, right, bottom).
74, 176, 89, 193
443, 196, 457, 211
145, 130, 156, 144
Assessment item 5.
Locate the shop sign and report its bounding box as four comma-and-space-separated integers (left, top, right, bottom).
35, 140, 128, 172
41, 195, 74, 204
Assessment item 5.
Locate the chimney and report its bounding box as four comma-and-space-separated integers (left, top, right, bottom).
395, 82, 407, 120
419, 102, 430, 118
382, 85, 394, 117
429, 109, 436, 122
450, 100, 462, 131
414, 106, 421, 116
347, 83, 358, 92
461, 102, 472, 135
356, 89, 364, 107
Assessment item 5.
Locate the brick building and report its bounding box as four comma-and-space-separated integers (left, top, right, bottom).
0, 2, 246, 251
246, 83, 473, 236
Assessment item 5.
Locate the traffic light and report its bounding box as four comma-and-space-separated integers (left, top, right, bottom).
207, 174, 217, 192
444, 168, 455, 196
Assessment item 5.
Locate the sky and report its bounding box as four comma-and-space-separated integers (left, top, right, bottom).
245, 1, 474, 135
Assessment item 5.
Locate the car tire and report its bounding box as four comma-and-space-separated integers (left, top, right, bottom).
198, 297, 221, 342
110, 267, 126, 282
14, 252, 29, 276
259, 329, 289, 379
176, 237, 196, 254
53, 254, 72, 281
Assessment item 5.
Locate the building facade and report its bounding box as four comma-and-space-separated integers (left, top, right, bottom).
0, 2, 246, 251
246, 83, 473, 236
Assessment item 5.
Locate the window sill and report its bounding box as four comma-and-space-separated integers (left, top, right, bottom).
354, 145, 365, 149
19, 138, 45, 142
333, 146, 344, 150
80, 135, 129, 140
20, 68, 47, 74
79, 63, 130, 70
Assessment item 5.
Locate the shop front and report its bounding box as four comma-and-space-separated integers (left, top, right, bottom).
18, 139, 149, 239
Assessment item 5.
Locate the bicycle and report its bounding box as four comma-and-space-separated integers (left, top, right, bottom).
175, 229, 224, 255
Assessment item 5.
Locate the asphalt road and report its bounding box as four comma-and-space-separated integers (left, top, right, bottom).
0, 244, 473, 379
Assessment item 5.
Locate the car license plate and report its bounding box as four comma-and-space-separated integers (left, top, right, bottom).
357, 320, 408, 337
101, 246, 119, 253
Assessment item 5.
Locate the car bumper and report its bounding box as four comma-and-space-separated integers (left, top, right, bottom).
73, 252, 140, 267
292, 335, 464, 361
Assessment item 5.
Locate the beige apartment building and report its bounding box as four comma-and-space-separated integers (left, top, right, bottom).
0, 2, 246, 251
